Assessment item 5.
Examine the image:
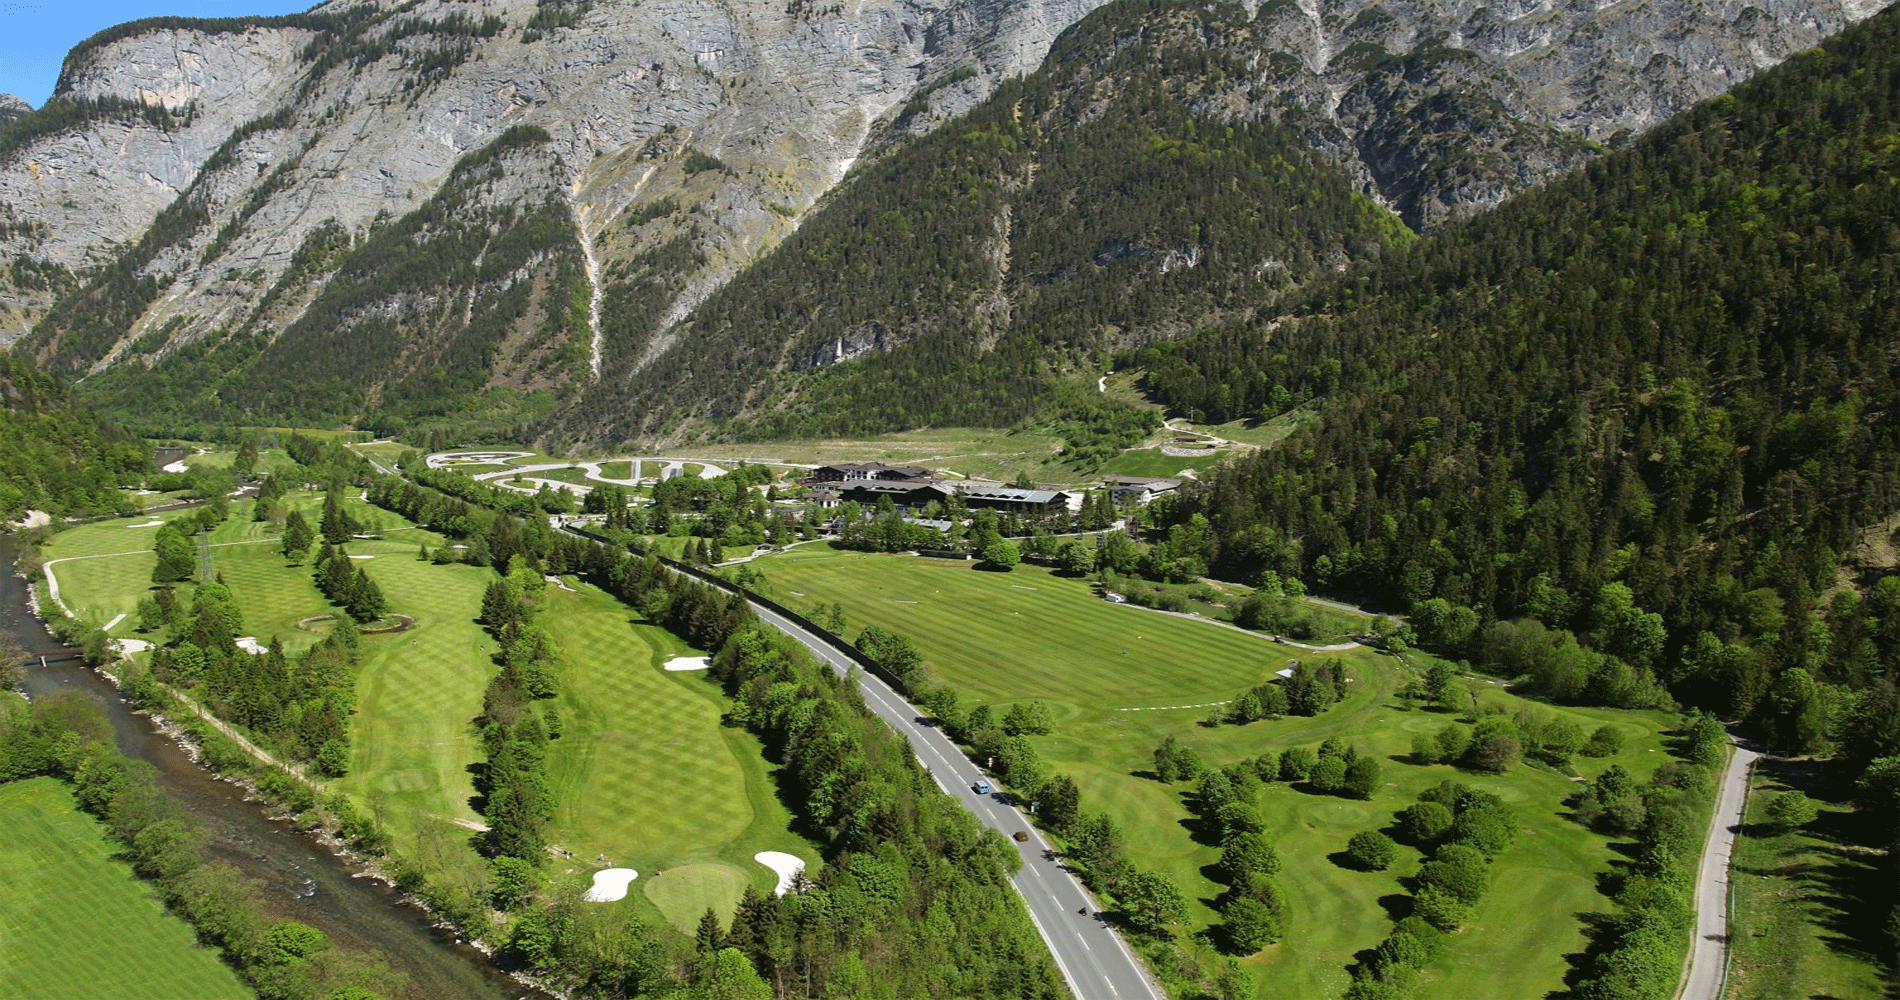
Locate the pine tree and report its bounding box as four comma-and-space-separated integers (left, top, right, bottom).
282, 509, 313, 561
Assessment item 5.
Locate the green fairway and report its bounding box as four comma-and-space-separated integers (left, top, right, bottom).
1725, 760, 1891, 1000
538, 577, 818, 913
0, 777, 252, 1000
333, 532, 500, 858
741, 545, 1680, 998
39, 494, 427, 647
744, 547, 1303, 706
642, 862, 752, 933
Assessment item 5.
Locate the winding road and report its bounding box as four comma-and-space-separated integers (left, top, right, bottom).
742, 598, 1166, 1000
1678, 733, 1761, 1000
553, 524, 1163, 1000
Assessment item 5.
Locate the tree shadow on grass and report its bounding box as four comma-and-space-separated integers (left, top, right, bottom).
1548, 910, 1621, 1000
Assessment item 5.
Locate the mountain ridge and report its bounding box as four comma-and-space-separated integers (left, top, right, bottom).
0, 0, 1890, 445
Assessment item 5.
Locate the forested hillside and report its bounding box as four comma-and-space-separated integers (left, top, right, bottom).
75, 126, 590, 443
559, 0, 1412, 445
1148, 8, 1900, 759
0, 352, 145, 518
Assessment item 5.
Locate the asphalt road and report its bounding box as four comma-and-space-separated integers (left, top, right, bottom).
744, 600, 1165, 1000
1679, 734, 1761, 1000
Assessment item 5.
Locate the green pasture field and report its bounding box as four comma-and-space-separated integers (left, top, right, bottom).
1725, 760, 1891, 1000
512, 466, 597, 488
740, 545, 1681, 999
0, 777, 252, 1000
596, 460, 638, 481
536, 577, 819, 931
1094, 448, 1228, 479
1194, 409, 1317, 450
634, 535, 699, 561
624, 428, 1071, 483
741, 547, 1307, 706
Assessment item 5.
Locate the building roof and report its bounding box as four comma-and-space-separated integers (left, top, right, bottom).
1102, 475, 1184, 489
957, 485, 1069, 504
817, 462, 933, 478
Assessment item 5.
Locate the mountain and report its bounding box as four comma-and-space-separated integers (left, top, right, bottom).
0, 0, 1887, 443
1153, 4, 1900, 751
0, 96, 28, 127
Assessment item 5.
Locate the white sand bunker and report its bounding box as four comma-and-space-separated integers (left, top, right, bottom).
111, 638, 153, 655
235, 637, 269, 655
583, 868, 639, 902
348, 554, 375, 560
127, 520, 164, 528
754, 852, 806, 897
663, 656, 712, 672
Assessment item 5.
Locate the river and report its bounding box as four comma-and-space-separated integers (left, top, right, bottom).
1, 534, 535, 1000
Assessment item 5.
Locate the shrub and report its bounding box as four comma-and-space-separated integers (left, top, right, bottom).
1419, 843, 1490, 904
1412, 884, 1470, 931
1279, 746, 1317, 781
1583, 725, 1625, 757
1310, 757, 1348, 793
1400, 801, 1454, 843
1346, 830, 1397, 871
1344, 757, 1381, 799
1763, 790, 1819, 830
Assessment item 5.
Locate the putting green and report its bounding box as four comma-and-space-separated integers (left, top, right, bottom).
642, 863, 751, 933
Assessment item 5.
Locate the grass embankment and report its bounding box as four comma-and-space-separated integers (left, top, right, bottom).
743, 546, 1680, 999
1725, 759, 1892, 1000
0, 777, 252, 1000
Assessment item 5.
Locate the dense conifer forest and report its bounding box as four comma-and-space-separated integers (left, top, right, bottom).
1150, 9, 1900, 763
0, 351, 146, 518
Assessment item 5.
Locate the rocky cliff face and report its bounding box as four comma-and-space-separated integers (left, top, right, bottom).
4, 0, 1115, 368
0, 0, 1889, 443
1218, 0, 1890, 227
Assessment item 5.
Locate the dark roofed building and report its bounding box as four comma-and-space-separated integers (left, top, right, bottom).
954, 482, 1078, 515
809, 462, 934, 483
832, 480, 954, 510
1101, 475, 1183, 506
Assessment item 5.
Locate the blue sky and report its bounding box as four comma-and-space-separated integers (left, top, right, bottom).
0, 1, 314, 107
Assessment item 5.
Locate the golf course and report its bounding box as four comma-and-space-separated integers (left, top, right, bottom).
742, 545, 1684, 998
36, 485, 818, 939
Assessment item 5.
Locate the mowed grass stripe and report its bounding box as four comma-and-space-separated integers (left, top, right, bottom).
539, 582, 818, 879
0, 777, 252, 1000
750, 549, 1289, 706
340, 546, 498, 842
541, 587, 750, 861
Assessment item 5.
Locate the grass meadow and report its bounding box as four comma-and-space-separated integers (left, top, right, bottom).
742, 545, 1683, 999
1725, 759, 1891, 999
0, 777, 252, 1000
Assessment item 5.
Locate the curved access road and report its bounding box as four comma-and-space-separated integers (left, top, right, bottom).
1678, 733, 1761, 1000
741, 599, 1165, 1000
